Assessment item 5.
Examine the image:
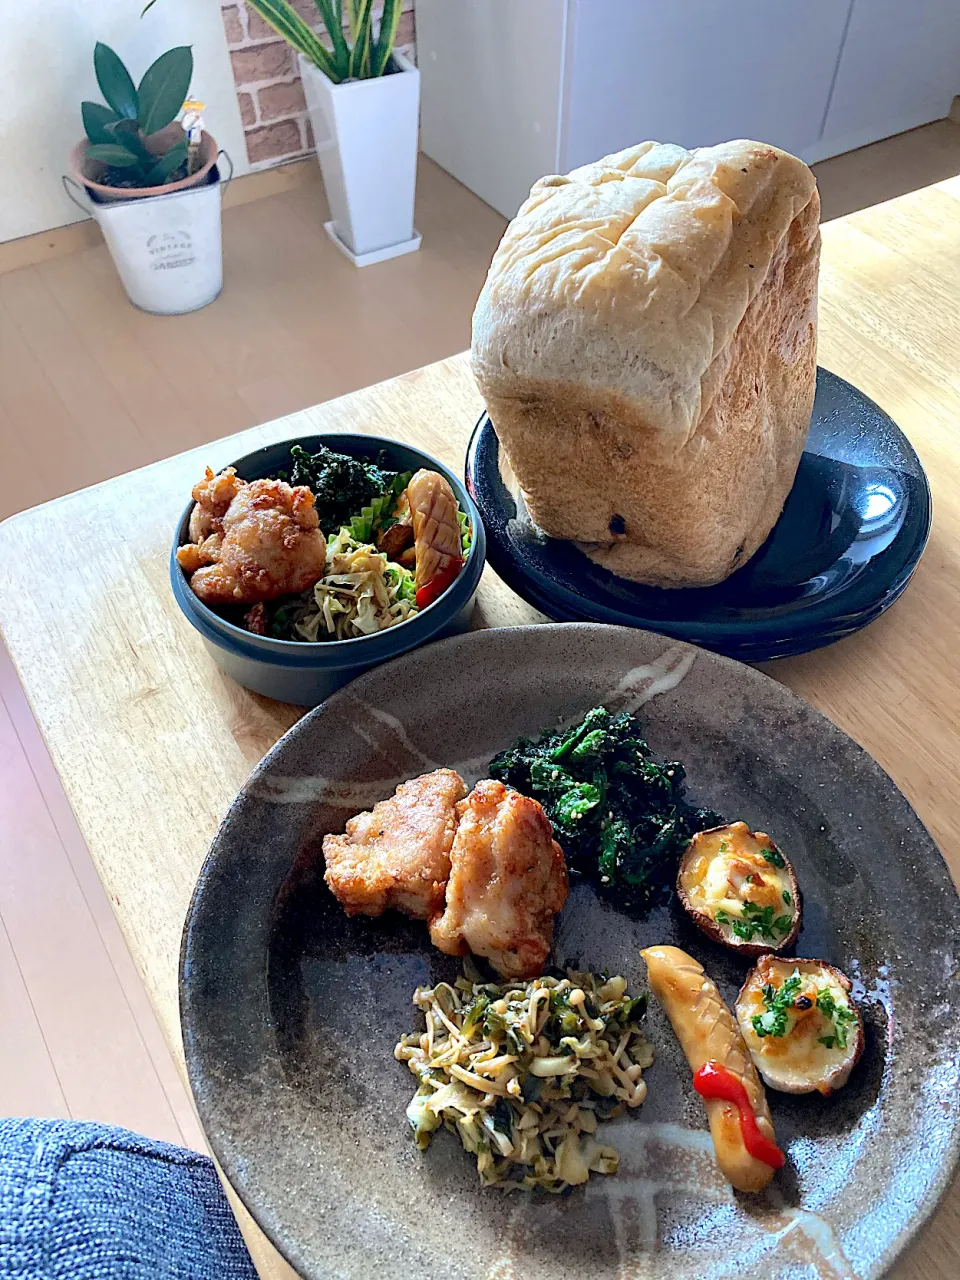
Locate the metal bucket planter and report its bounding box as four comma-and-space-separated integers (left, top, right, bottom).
64, 131, 232, 315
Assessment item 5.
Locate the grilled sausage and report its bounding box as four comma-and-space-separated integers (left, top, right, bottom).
641, 945, 782, 1192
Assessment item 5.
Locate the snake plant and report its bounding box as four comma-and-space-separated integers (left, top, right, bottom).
81, 42, 194, 187
245, 0, 404, 82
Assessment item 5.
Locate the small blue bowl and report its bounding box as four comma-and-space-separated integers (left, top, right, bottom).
171, 434, 486, 706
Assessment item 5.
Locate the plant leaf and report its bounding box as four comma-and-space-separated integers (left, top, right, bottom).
349, 0, 374, 78
81, 101, 120, 145
314, 0, 350, 81
143, 138, 188, 185
94, 42, 139, 119
345, 0, 361, 42
372, 0, 402, 76
105, 118, 153, 163
138, 46, 193, 134
85, 143, 140, 168
245, 0, 341, 82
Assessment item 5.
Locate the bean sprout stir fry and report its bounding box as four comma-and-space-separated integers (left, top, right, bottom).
395, 969, 653, 1191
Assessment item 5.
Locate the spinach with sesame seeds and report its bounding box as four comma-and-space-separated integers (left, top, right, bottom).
488, 706, 721, 909
277, 442, 401, 534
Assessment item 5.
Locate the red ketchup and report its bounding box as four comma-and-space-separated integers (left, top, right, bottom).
693, 1061, 785, 1170
415, 557, 463, 610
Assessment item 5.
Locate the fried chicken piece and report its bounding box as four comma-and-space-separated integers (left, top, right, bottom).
184, 478, 327, 606
324, 769, 468, 919
429, 779, 569, 979
187, 466, 245, 542
406, 469, 463, 592
176, 533, 222, 575
243, 602, 268, 635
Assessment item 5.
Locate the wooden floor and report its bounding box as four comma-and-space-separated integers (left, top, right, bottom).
0, 123, 958, 1149
0, 157, 507, 521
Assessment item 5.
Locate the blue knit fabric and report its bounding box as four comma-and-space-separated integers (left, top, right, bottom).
0, 1119, 258, 1280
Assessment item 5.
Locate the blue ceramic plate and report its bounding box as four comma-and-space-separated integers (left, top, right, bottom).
465, 369, 931, 661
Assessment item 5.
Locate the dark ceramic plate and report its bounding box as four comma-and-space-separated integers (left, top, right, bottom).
181, 624, 960, 1280
465, 370, 932, 661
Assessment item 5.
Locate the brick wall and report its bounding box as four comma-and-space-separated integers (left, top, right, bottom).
221, 2, 417, 169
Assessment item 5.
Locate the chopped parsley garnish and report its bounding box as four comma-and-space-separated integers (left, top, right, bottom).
717, 900, 794, 942
752, 976, 856, 1048
782, 890, 792, 906
761, 846, 786, 868
752, 973, 802, 1038
815, 988, 857, 1049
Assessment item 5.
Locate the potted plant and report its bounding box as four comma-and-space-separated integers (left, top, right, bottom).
65, 42, 229, 315
247, 0, 420, 266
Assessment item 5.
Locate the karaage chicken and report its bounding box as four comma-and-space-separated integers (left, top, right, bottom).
323, 769, 468, 919
429, 779, 569, 979
188, 465, 245, 541
178, 473, 328, 606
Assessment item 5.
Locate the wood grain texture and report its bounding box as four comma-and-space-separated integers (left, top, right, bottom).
0, 183, 958, 1278
0, 660, 195, 1142
0, 642, 208, 1151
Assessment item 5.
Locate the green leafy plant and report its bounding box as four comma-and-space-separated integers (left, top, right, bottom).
81, 42, 194, 188
245, 0, 404, 83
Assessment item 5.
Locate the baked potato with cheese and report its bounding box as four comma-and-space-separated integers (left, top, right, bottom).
677, 822, 801, 957
735, 955, 864, 1095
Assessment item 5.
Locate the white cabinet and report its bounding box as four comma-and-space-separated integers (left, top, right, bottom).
417, 0, 567, 225
811, 0, 960, 162
417, 0, 960, 220
562, 0, 849, 170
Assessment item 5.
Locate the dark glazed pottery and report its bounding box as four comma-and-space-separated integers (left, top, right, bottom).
465, 370, 931, 660
180, 624, 960, 1280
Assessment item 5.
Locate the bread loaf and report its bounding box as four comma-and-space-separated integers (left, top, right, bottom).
471, 140, 820, 587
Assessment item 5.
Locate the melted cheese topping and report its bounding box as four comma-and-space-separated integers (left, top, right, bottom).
680, 822, 795, 944
737, 959, 856, 1092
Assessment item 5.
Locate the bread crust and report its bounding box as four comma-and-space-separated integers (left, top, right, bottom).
472, 140, 820, 587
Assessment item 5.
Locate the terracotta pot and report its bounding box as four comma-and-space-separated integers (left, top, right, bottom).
69, 123, 218, 203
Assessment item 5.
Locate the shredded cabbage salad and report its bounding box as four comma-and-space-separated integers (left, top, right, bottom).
293, 530, 418, 641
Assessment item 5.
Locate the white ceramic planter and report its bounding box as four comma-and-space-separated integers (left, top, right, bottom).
300, 51, 421, 266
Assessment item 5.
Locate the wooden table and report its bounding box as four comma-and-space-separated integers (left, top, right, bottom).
1, 178, 959, 1280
